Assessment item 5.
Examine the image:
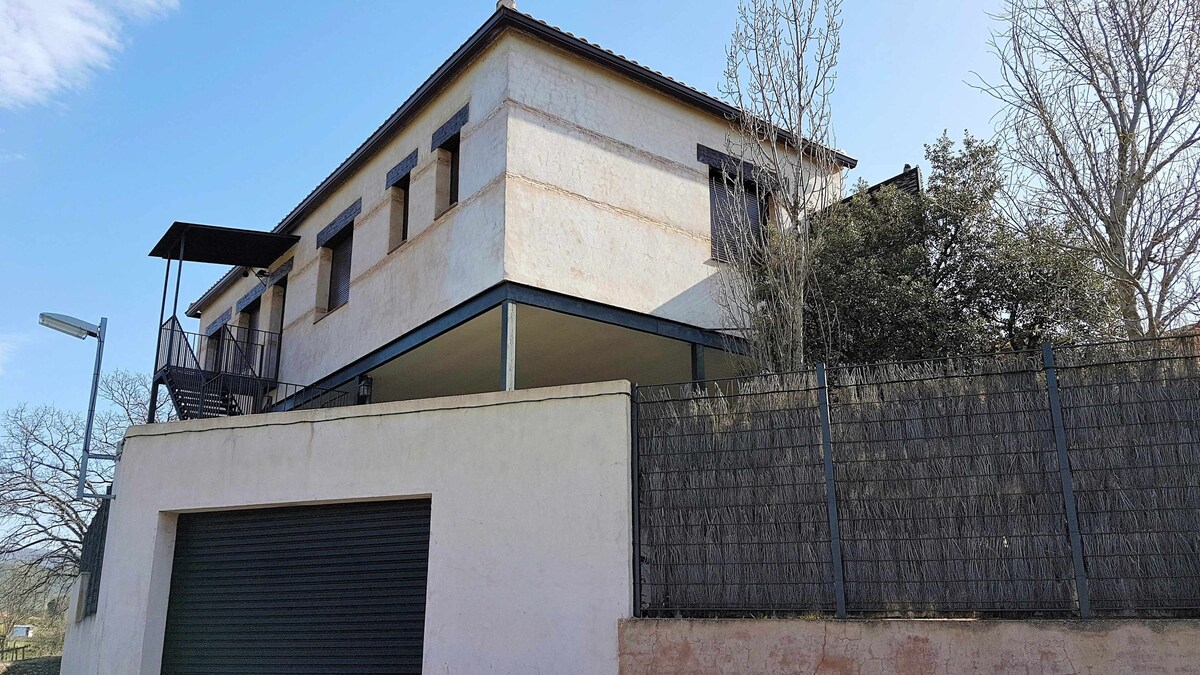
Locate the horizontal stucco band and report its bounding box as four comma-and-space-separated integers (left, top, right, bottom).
302, 281, 744, 396
386, 149, 420, 189
314, 198, 362, 248
235, 258, 293, 313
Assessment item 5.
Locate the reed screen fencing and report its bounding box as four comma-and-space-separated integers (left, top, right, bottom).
632, 335, 1200, 618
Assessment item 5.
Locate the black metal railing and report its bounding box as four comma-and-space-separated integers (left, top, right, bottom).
156, 317, 279, 381
154, 317, 353, 420
201, 371, 356, 417
632, 335, 1200, 619
78, 497, 110, 618
0, 642, 28, 661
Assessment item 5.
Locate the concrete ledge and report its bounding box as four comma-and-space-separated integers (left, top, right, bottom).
127, 379, 632, 438
619, 618, 1200, 674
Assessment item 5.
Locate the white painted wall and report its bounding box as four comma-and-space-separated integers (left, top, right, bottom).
501, 32, 842, 331
60, 381, 633, 675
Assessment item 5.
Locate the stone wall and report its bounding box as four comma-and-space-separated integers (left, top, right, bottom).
619, 618, 1200, 674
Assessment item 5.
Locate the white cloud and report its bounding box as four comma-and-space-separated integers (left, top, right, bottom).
0, 150, 24, 162
0, 0, 178, 109
0, 333, 26, 377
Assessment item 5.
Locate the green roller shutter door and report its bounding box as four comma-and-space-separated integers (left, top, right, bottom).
160, 499, 430, 674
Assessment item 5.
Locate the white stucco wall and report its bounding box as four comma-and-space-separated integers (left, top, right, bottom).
60, 381, 633, 675
502, 32, 842, 331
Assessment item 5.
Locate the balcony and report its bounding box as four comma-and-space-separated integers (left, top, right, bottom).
153, 317, 353, 420
147, 220, 351, 422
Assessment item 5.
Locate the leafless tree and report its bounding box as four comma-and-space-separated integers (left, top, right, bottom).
713, 0, 849, 372
0, 371, 170, 609
984, 0, 1200, 337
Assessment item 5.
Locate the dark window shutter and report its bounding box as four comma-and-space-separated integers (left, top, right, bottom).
746, 186, 765, 246
709, 171, 766, 261
397, 176, 410, 243
328, 232, 352, 310
444, 133, 461, 206
709, 171, 736, 261
243, 300, 260, 333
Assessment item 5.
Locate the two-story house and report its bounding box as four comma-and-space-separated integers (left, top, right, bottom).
145, 5, 854, 419
61, 3, 855, 674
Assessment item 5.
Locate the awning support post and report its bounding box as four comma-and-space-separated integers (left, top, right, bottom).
500, 301, 516, 391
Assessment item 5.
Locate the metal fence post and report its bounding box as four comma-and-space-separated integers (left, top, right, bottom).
815, 363, 848, 618
630, 382, 642, 618
1042, 343, 1093, 619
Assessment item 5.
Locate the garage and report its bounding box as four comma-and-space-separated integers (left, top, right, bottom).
159, 499, 431, 673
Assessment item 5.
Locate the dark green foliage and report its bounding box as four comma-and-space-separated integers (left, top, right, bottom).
808, 133, 1119, 364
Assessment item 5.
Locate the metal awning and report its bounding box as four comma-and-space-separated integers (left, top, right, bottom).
149, 222, 300, 267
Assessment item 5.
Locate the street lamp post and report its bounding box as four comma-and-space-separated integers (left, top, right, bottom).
38, 312, 111, 500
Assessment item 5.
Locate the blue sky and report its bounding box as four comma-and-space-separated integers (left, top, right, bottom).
0, 0, 1001, 411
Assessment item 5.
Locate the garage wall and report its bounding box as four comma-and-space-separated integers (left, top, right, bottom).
60, 381, 633, 675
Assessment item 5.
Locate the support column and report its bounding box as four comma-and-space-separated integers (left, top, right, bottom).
149, 245, 169, 425
690, 344, 705, 382
1042, 343, 1093, 618
147, 384, 159, 424
816, 363, 847, 618
171, 239, 185, 318
500, 301, 516, 391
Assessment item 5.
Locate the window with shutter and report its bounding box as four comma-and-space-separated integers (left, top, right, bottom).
327, 231, 352, 310
237, 299, 261, 374
387, 149, 417, 251
709, 168, 767, 261
445, 133, 460, 207
389, 175, 410, 251
242, 299, 260, 333
435, 133, 461, 216
433, 104, 467, 217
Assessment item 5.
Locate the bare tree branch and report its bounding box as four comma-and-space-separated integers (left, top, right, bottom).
714, 0, 848, 372
0, 370, 169, 610
981, 0, 1200, 336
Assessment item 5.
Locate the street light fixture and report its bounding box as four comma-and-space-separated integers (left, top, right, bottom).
39, 312, 111, 500
39, 313, 102, 340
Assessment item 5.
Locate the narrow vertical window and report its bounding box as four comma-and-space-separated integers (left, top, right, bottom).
236, 299, 261, 374
389, 176, 410, 250
315, 199, 360, 318
434, 133, 460, 217
445, 133, 460, 207
432, 104, 468, 218
386, 149, 418, 251
327, 230, 352, 311
242, 299, 261, 334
